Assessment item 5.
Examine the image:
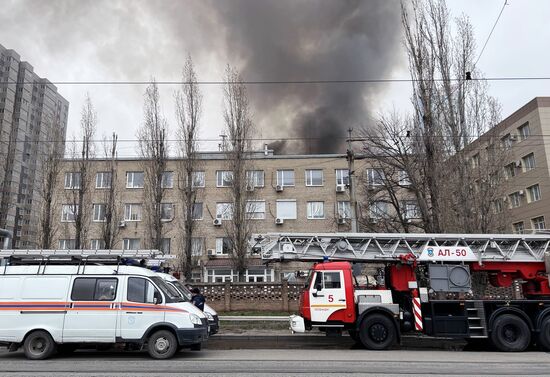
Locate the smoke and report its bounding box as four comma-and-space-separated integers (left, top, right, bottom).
1, 0, 403, 154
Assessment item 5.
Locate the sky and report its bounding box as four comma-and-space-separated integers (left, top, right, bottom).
1, 0, 549, 156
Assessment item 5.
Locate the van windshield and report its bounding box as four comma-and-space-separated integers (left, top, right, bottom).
151, 277, 185, 302
173, 281, 193, 301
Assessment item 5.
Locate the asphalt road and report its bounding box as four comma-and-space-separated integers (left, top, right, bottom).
1, 348, 550, 376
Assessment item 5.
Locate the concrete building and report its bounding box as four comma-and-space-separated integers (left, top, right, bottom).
54, 150, 374, 282
0, 44, 69, 247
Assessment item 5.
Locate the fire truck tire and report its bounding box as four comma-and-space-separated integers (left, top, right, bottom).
359, 313, 396, 350
537, 317, 550, 351
490, 314, 531, 352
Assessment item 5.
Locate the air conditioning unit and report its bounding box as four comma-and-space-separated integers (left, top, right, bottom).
518, 190, 525, 196
337, 217, 346, 225
213, 218, 222, 226
515, 160, 522, 168
207, 249, 215, 256
275, 218, 284, 225
246, 185, 254, 192
118, 221, 126, 228
336, 184, 345, 193
276, 185, 284, 192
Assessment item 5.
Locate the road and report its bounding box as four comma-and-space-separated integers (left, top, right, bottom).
1, 348, 550, 376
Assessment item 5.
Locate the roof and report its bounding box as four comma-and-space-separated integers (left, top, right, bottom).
205, 258, 266, 268
313, 261, 352, 271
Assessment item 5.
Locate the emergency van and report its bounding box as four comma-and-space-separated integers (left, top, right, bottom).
156, 272, 219, 335
0, 264, 209, 359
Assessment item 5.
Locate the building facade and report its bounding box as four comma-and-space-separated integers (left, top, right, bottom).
54, 151, 371, 282
0, 44, 69, 248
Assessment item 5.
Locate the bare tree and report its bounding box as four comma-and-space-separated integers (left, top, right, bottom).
362, 0, 507, 234
67, 94, 96, 249
175, 55, 203, 280
100, 133, 121, 249
138, 80, 169, 251
37, 115, 64, 248
222, 65, 256, 281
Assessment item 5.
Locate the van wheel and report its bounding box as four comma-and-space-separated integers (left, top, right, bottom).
359, 314, 396, 350
23, 331, 56, 360
490, 314, 530, 352
537, 317, 550, 351
147, 330, 178, 359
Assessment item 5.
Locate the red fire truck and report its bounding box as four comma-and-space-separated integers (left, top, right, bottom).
255, 232, 550, 351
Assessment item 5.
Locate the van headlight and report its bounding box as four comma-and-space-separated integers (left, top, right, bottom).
205, 312, 214, 321
189, 313, 202, 325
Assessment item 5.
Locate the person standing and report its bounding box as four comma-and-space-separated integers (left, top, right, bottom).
191, 287, 206, 311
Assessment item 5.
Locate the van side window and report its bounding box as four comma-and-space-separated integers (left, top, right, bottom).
71, 278, 118, 301
323, 272, 341, 289
127, 277, 161, 304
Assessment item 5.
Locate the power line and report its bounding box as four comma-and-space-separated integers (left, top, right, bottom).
474, 0, 508, 67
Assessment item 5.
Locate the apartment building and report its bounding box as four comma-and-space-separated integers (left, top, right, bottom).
0, 44, 69, 248
54, 150, 372, 282
467, 97, 550, 234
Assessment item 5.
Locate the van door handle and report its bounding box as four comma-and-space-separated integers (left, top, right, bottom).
125, 311, 143, 314
338, 299, 346, 302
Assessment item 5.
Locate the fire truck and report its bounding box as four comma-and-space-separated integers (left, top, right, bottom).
254, 232, 550, 352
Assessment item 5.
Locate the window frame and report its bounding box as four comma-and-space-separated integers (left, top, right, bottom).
246, 170, 265, 188
532, 216, 546, 231
307, 201, 325, 219
366, 168, 385, 187
160, 203, 174, 221
305, 169, 324, 187
216, 202, 234, 220
518, 122, 531, 141
61, 204, 78, 222
95, 172, 112, 189
192, 171, 205, 188
337, 201, 351, 219
276, 169, 295, 187
527, 184, 541, 203
246, 200, 266, 220
92, 203, 107, 222
127, 277, 162, 304
126, 171, 144, 189
71, 277, 118, 302
161, 171, 174, 189
216, 170, 234, 187
512, 221, 525, 234
124, 203, 142, 221
335, 169, 350, 186
191, 202, 203, 220
64, 172, 81, 190
522, 153, 536, 171
123, 238, 140, 250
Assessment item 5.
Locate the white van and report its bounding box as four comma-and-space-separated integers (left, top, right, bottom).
0, 265, 208, 359
156, 272, 219, 335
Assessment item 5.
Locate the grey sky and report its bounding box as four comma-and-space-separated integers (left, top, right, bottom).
1, 0, 549, 155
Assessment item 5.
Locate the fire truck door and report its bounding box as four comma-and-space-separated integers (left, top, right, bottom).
309, 271, 346, 323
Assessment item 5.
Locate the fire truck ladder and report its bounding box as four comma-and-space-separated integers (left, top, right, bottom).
254, 232, 550, 264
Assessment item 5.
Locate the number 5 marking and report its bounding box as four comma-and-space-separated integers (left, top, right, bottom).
328, 294, 334, 302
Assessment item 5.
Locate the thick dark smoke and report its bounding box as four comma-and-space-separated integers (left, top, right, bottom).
2, 0, 403, 154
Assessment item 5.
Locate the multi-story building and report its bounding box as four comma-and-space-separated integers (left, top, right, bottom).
0, 44, 69, 248
487, 97, 550, 233
54, 150, 368, 282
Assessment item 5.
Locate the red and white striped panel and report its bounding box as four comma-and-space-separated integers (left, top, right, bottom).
412, 297, 423, 331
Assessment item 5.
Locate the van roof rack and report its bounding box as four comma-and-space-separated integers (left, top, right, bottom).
0, 249, 172, 259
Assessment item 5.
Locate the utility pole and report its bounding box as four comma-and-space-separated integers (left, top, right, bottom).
347, 128, 358, 232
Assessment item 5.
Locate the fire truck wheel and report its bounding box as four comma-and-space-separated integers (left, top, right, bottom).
490, 314, 531, 352
359, 313, 396, 350
537, 317, 550, 351
23, 330, 57, 360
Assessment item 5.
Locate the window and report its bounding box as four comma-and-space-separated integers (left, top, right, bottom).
366, 169, 385, 186
123, 238, 140, 250
61, 204, 78, 222
518, 122, 531, 141
492, 199, 503, 214
522, 153, 536, 171
402, 201, 421, 219
277, 169, 295, 187
246, 200, 266, 220
305, 169, 323, 186
323, 272, 341, 289
192, 171, 205, 188
161, 172, 174, 188
276, 200, 297, 219
191, 238, 204, 256
246, 170, 265, 188
216, 170, 233, 187
216, 202, 234, 220
207, 269, 237, 283
127, 277, 160, 304
532, 216, 546, 231
126, 171, 144, 188
336, 169, 350, 186
124, 204, 142, 221
160, 203, 174, 221
64, 172, 81, 189
216, 237, 232, 255
509, 192, 522, 208
246, 268, 273, 283
161, 238, 171, 254
71, 278, 118, 301
90, 239, 105, 249
471, 154, 480, 168
500, 134, 513, 149
527, 184, 541, 203
512, 222, 525, 234
369, 201, 388, 219
398, 170, 411, 186
95, 172, 112, 189
192, 202, 203, 220
92, 203, 106, 222
59, 239, 75, 249
307, 201, 325, 219
337, 201, 351, 219
504, 163, 516, 179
